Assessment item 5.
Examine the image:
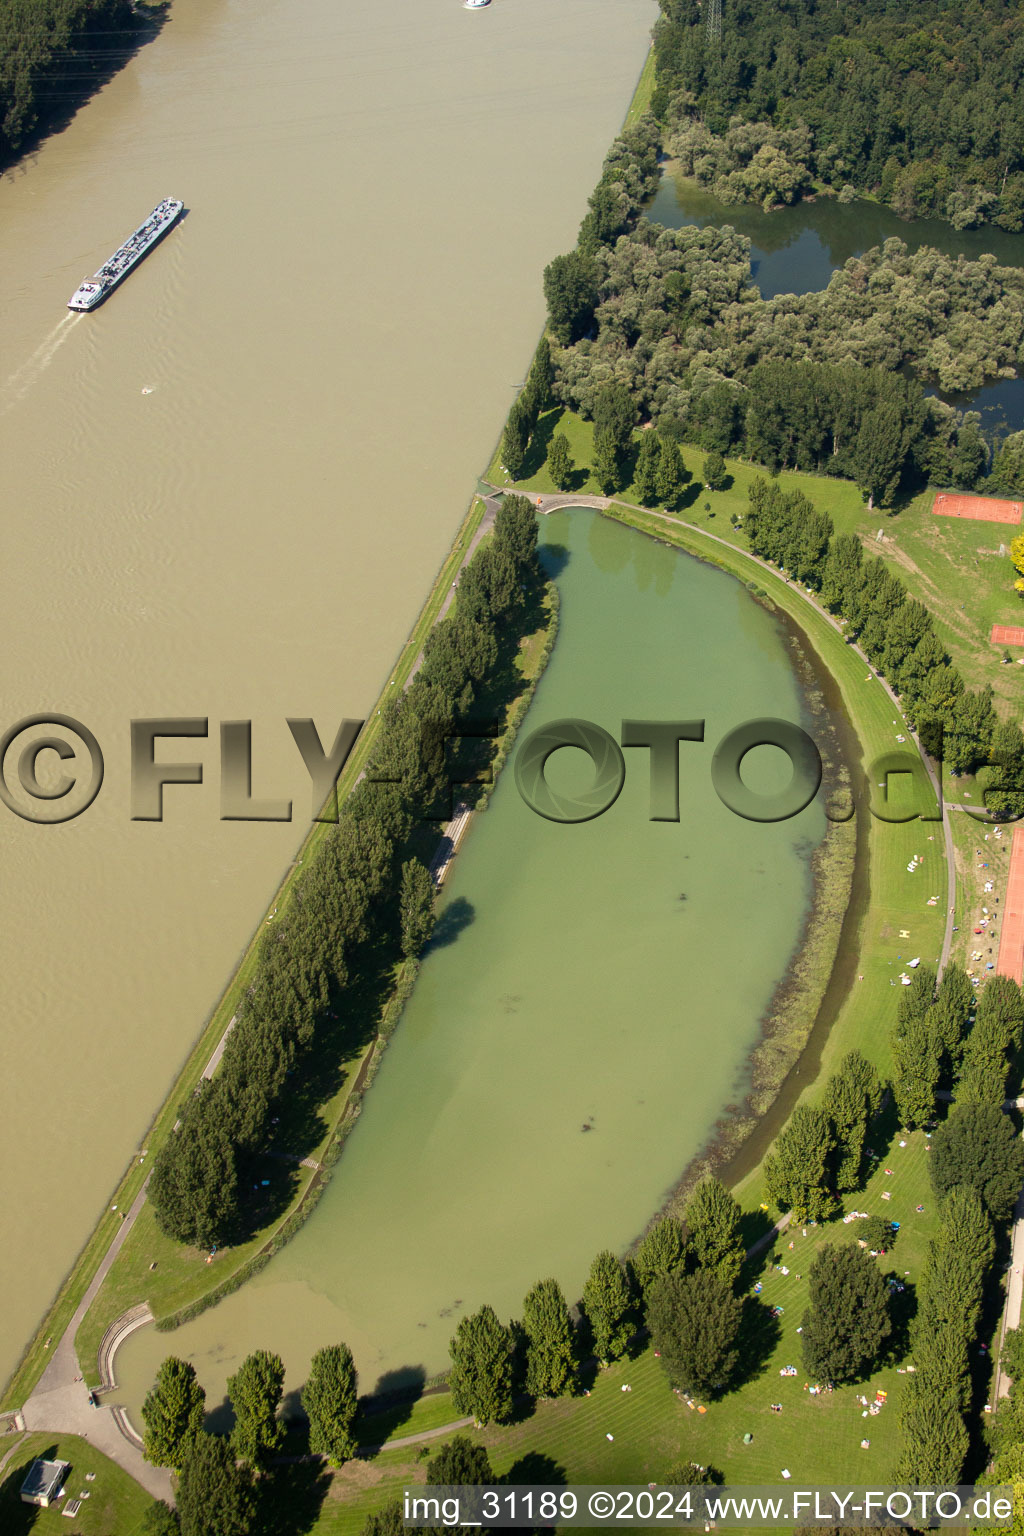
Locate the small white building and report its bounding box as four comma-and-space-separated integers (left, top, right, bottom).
20, 1457, 70, 1507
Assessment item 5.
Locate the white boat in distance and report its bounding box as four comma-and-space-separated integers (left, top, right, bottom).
68, 198, 183, 311
464, 0, 491, 8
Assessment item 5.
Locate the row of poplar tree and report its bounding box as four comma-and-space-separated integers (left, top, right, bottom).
890, 966, 1024, 1482
149, 497, 543, 1253
744, 474, 1024, 787
137, 1342, 358, 1536
446, 1164, 904, 1426
768, 965, 1024, 1484
444, 1175, 748, 1426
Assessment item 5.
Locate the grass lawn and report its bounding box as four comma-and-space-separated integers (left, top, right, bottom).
825, 486, 1024, 716
495, 406, 1024, 721
0, 1433, 157, 1535
624, 44, 655, 128
948, 807, 1012, 982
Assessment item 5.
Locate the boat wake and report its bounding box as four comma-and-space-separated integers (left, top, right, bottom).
3, 313, 82, 412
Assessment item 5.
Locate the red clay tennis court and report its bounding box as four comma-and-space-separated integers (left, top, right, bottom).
932, 492, 1022, 524
997, 825, 1024, 984
992, 625, 1024, 647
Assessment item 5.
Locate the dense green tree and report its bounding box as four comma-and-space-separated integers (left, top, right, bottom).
449, 1305, 514, 1425
593, 425, 623, 495
399, 858, 436, 959
361, 1503, 404, 1536
176, 1432, 255, 1536
493, 492, 538, 572
633, 430, 662, 504
702, 449, 727, 490
228, 1349, 285, 1468
522, 336, 552, 418
647, 1269, 743, 1396
655, 436, 687, 506
664, 1461, 725, 1487
548, 432, 574, 491
691, 381, 744, 453
302, 1343, 359, 1466
975, 974, 1024, 1058
988, 719, 1024, 822
542, 250, 598, 345
800, 1244, 891, 1385
931, 1103, 1024, 1222
593, 382, 635, 458
763, 1104, 838, 1222
944, 687, 997, 775
501, 406, 528, 481
522, 1278, 575, 1398
684, 1177, 743, 1286
858, 1216, 894, 1254
0, 0, 141, 162
141, 1356, 206, 1471
149, 1092, 240, 1251
932, 965, 974, 1077
952, 418, 987, 488
987, 1328, 1024, 1463
137, 1503, 180, 1536
425, 1434, 495, 1487
916, 1185, 994, 1339
910, 1322, 972, 1414
631, 1215, 686, 1296
897, 964, 937, 1028
581, 1251, 634, 1362
890, 1010, 942, 1129
896, 1382, 970, 1485
823, 1051, 883, 1193
991, 432, 1024, 496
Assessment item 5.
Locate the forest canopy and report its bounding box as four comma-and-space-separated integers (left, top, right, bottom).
0, 0, 149, 163
653, 0, 1024, 230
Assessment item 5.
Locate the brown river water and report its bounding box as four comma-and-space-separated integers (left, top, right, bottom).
0, 0, 657, 1393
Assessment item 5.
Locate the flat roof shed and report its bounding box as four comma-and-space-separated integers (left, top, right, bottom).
20, 1457, 70, 1507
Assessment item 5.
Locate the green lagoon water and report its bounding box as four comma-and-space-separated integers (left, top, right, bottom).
116, 510, 825, 1409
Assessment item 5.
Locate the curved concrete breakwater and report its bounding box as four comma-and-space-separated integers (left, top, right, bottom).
113, 507, 826, 1417
0, 0, 658, 1394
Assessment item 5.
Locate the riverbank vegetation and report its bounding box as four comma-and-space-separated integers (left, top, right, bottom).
651, 0, 1024, 232
0, 494, 560, 1419
147, 494, 542, 1253
551, 217, 1024, 466
0, 0, 165, 166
